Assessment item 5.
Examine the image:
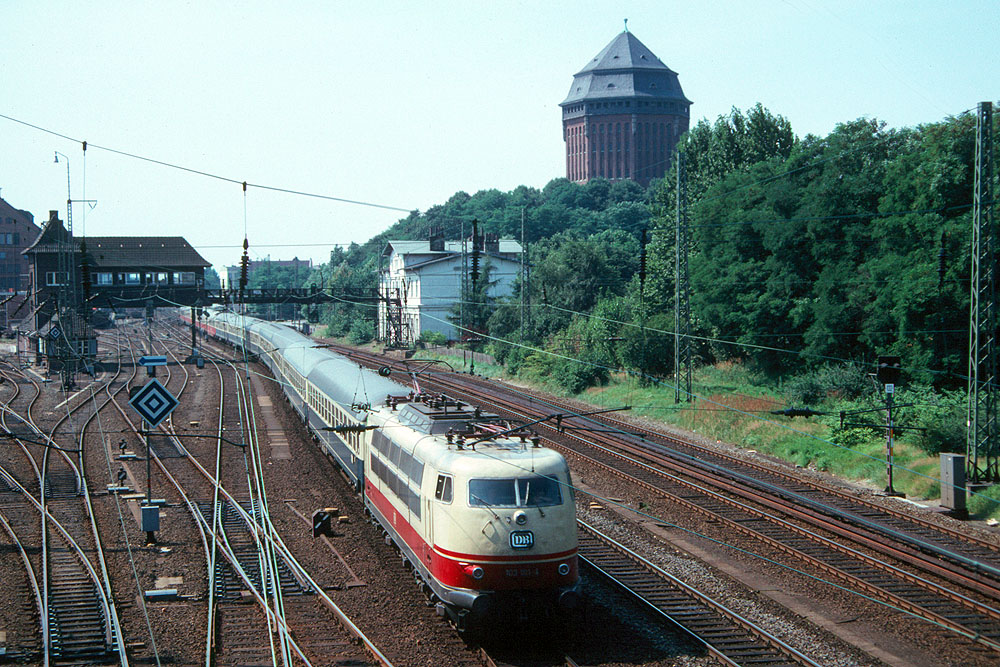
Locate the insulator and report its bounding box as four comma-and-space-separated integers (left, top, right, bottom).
470, 249, 480, 287
239, 250, 249, 293
470, 219, 481, 288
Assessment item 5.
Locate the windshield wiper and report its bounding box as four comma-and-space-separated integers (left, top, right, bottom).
470, 493, 502, 522
524, 481, 545, 517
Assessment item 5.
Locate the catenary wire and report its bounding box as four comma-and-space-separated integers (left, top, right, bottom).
0, 112, 411, 213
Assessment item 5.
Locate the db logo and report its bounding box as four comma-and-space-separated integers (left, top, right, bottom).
510, 531, 534, 549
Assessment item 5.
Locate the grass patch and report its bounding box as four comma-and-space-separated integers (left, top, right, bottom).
567, 363, 1000, 521
969, 484, 1000, 520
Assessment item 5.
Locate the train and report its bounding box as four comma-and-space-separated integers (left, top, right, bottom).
183, 310, 581, 630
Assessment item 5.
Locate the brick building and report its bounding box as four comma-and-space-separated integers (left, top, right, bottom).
0, 193, 43, 326
560, 30, 691, 185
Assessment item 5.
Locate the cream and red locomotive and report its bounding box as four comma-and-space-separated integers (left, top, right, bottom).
196, 311, 581, 628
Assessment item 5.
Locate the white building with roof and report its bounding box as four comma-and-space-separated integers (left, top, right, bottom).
378, 233, 523, 346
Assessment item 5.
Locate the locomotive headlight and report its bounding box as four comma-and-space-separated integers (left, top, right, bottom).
558, 562, 571, 576
467, 565, 484, 580
513, 510, 527, 526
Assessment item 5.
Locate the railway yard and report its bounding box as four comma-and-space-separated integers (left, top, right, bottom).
1, 315, 999, 667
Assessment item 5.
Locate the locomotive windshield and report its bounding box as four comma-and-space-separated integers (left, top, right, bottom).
468, 476, 562, 508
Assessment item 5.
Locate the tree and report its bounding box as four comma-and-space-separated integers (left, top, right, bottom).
203, 267, 221, 289
450, 258, 496, 341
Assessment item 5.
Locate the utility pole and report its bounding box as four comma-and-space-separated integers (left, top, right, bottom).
461, 220, 466, 369
674, 151, 692, 403
469, 219, 480, 376
967, 101, 997, 484
145, 302, 156, 544
520, 207, 525, 341
639, 228, 648, 384
878, 356, 904, 496
524, 222, 531, 333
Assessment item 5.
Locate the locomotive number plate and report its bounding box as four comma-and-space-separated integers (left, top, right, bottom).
510, 531, 534, 549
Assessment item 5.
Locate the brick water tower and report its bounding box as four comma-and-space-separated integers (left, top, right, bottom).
561, 29, 691, 185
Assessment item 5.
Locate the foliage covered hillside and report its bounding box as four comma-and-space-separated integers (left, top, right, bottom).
648, 109, 980, 388
300, 104, 992, 401
301, 174, 657, 342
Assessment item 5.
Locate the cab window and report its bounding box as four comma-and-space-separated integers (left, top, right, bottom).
468, 476, 562, 508
434, 474, 453, 503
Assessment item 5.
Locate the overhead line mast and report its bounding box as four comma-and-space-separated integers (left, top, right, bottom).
967, 101, 997, 484
675, 150, 692, 403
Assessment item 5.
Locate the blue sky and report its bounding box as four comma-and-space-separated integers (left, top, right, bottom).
1, 1, 996, 272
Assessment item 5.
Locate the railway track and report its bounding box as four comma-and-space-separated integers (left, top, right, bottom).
0, 343, 128, 664
334, 345, 1000, 655
507, 380, 1000, 587
0, 365, 45, 661
578, 519, 821, 667
195, 499, 311, 600
112, 321, 392, 666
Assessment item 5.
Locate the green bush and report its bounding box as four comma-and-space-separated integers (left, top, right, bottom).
551, 355, 610, 395
419, 330, 448, 346
902, 387, 966, 455
492, 340, 527, 374
347, 319, 375, 345
322, 306, 360, 338
518, 351, 555, 383
832, 427, 876, 449
783, 373, 826, 406
784, 363, 873, 405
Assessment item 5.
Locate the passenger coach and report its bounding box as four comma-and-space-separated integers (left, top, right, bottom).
199, 311, 581, 629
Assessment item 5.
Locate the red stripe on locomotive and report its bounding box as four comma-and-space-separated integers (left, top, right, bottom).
366, 480, 578, 591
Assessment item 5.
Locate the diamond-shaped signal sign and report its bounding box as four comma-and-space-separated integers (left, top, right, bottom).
128, 378, 178, 428
48, 326, 62, 341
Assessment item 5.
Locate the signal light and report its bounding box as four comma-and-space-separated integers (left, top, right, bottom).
877, 356, 902, 385
470, 219, 481, 288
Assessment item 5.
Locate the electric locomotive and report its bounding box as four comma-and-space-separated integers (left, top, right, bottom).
196, 311, 581, 629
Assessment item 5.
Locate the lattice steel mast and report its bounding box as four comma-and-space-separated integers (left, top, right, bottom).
674, 151, 692, 403
967, 101, 997, 484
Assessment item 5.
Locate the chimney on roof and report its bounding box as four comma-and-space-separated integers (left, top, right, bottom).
485, 233, 499, 253
429, 227, 444, 252
49, 211, 59, 223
